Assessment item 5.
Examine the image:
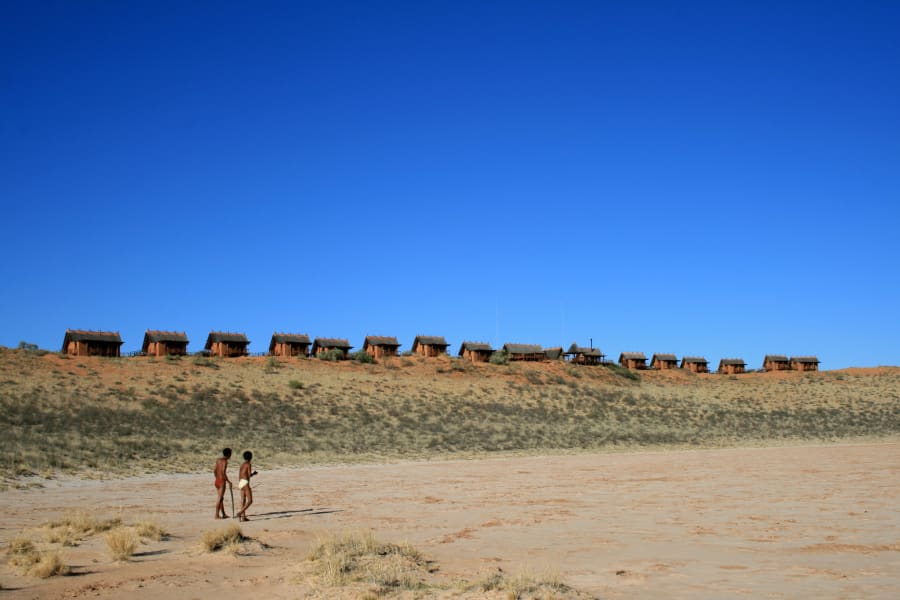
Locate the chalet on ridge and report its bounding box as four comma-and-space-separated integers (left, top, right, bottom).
269, 333, 311, 357
763, 355, 790, 372
790, 356, 820, 372
503, 343, 544, 361
142, 330, 188, 357
543, 347, 564, 361
680, 356, 709, 373
619, 352, 647, 370
205, 332, 249, 357
718, 358, 746, 374
458, 341, 493, 363
650, 353, 678, 370
311, 337, 352, 359
363, 336, 401, 360
411, 335, 449, 358
566, 343, 604, 365
62, 329, 123, 357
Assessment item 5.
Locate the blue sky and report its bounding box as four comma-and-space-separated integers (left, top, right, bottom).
2, 1, 898, 369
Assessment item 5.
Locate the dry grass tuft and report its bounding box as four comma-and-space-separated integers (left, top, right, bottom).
307, 529, 429, 592
5, 536, 69, 578
201, 523, 260, 555
475, 567, 586, 599
44, 510, 122, 546
28, 550, 69, 578
134, 519, 167, 541
105, 526, 139, 561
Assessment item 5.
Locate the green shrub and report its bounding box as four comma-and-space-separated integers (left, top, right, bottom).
318, 349, 345, 361
351, 351, 375, 364
288, 379, 305, 390
489, 350, 509, 365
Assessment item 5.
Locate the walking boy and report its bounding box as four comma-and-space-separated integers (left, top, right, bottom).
236, 450, 257, 522
214, 448, 233, 519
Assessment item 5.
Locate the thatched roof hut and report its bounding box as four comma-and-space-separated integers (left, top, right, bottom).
205, 332, 249, 357
565, 343, 604, 365
411, 335, 449, 357
763, 355, 790, 371
269, 333, 311, 357
650, 353, 678, 370
618, 352, 647, 369
311, 337, 352, 359
62, 329, 123, 357
790, 356, 820, 372
458, 341, 493, 363
363, 335, 401, 360
142, 330, 188, 357
680, 356, 709, 373
543, 347, 564, 361
718, 358, 746, 374
503, 343, 544, 361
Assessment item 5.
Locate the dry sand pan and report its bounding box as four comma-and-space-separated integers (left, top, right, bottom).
1, 442, 899, 598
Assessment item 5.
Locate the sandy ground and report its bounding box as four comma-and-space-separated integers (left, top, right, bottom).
2, 442, 899, 599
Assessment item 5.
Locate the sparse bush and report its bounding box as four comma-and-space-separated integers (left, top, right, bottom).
351, 350, 375, 364
28, 550, 69, 578
318, 349, 345, 361
606, 363, 640, 381
105, 527, 138, 561
489, 350, 509, 365
288, 379, 305, 390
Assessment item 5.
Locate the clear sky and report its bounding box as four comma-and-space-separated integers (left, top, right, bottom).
2, 1, 899, 369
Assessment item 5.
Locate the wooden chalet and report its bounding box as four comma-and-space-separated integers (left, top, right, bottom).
311, 337, 352, 359
763, 355, 790, 371
363, 336, 401, 360
269, 333, 311, 357
566, 343, 604, 365
61, 329, 123, 357
718, 358, 746, 374
680, 356, 709, 373
205, 332, 249, 357
650, 353, 678, 370
618, 352, 647, 369
544, 347, 564, 361
503, 343, 544, 361
790, 356, 820, 372
458, 341, 493, 363
142, 330, 188, 357
411, 335, 449, 358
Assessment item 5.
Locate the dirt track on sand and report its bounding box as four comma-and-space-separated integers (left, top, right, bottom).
2, 442, 899, 598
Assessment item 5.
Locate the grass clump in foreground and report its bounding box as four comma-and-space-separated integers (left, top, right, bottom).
105, 527, 139, 561
201, 524, 267, 556
307, 530, 430, 593
5, 536, 70, 578
43, 510, 122, 546
305, 530, 592, 599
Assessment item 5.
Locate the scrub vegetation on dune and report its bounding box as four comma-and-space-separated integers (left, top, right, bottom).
1, 346, 899, 481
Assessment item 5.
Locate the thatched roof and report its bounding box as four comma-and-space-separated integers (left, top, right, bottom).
364, 336, 401, 348
651, 353, 678, 362
503, 343, 543, 355
764, 355, 789, 363
205, 332, 249, 348
271, 333, 311, 345
566, 343, 604, 357
144, 330, 188, 343
412, 335, 449, 348
681, 356, 708, 364
543, 347, 564, 360
719, 358, 746, 366
312, 337, 352, 349
619, 352, 646, 361
62, 329, 123, 349
790, 356, 820, 363
458, 341, 493, 355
